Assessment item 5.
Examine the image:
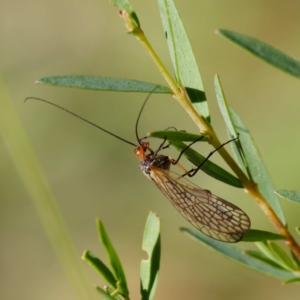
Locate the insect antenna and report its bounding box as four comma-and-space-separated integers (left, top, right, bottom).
24, 97, 137, 147
135, 87, 158, 145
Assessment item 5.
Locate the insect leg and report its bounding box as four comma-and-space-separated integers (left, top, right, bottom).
157, 127, 189, 151
139, 127, 186, 146
152, 137, 168, 156
172, 135, 205, 165
183, 135, 239, 178
169, 158, 191, 175
163, 126, 186, 133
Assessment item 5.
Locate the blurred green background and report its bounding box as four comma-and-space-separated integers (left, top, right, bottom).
1, 0, 300, 299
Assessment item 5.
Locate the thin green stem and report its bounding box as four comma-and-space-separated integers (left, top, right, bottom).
135, 29, 179, 94
135, 30, 212, 135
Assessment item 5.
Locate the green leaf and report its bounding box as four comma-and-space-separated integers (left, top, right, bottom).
82, 251, 117, 289
140, 212, 161, 300
95, 286, 117, 300
97, 219, 129, 297
256, 241, 297, 272
36, 76, 171, 93
214, 75, 250, 178
148, 131, 209, 142
103, 286, 123, 300
110, 0, 140, 28
157, 0, 209, 121
283, 278, 300, 285
275, 190, 300, 205
214, 74, 238, 138
296, 227, 300, 236
268, 241, 297, 271
185, 87, 210, 123
242, 230, 286, 242
217, 30, 300, 79
110, 0, 132, 9
255, 241, 278, 261
229, 107, 286, 225
182, 228, 298, 281
170, 140, 243, 188
244, 250, 286, 271
291, 251, 300, 270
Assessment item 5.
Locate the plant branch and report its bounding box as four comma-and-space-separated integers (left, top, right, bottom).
247, 185, 300, 260
123, 13, 300, 260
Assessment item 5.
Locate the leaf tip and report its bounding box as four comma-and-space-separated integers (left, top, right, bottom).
149, 210, 159, 217
214, 73, 220, 81
81, 250, 89, 261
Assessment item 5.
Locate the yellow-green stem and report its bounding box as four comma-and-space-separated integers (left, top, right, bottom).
135, 30, 211, 135
247, 185, 300, 260
135, 30, 179, 94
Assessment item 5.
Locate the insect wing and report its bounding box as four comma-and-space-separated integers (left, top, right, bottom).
149, 168, 250, 243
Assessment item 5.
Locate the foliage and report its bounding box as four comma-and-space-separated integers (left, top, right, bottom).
22, 0, 300, 297
82, 214, 161, 299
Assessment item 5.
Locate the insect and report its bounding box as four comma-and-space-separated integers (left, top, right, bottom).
26, 94, 250, 243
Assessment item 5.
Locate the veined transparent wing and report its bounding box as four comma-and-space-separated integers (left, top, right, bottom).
149, 167, 250, 243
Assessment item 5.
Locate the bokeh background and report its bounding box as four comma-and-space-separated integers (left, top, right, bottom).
1, 0, 300, 299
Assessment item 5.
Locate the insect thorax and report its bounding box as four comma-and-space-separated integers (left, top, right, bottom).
139, 155, 171, 175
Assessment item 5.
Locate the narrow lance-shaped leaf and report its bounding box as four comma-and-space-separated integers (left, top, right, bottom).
97, 220, 129, 297
268, 241, 297, 271
95, 286, 117, 300
170, 140, 243, 188
217, 29, 300, 79
182, 228, 298, 281
255, 242, 279, 262
82, 251, 117, 290
229, 107, 286, 225
36, 76, 171, 93
244, 250, 286, 271
283, 278, 300, 285
149, 131, 209, 142
256, 241, 297, 272
214, 74, 251, 179
157, 0, 209, 121
104, 286, 123, 300
242, 230, 286, 242
214, 74, 237, 138
186, 87, 210, 122
275, 189, 300, 205
140, 212, 161, 300
290, 251, 300, 270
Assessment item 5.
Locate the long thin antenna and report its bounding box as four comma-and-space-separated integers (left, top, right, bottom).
135, 86, 158, 145
25, 97, 137, 147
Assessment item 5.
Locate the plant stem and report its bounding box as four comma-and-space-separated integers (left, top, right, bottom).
133, 27, 300, 260
135, 29, 179, 94
246, 185, 300, 260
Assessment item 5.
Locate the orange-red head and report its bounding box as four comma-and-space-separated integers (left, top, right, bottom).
134, 142, 150, 162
